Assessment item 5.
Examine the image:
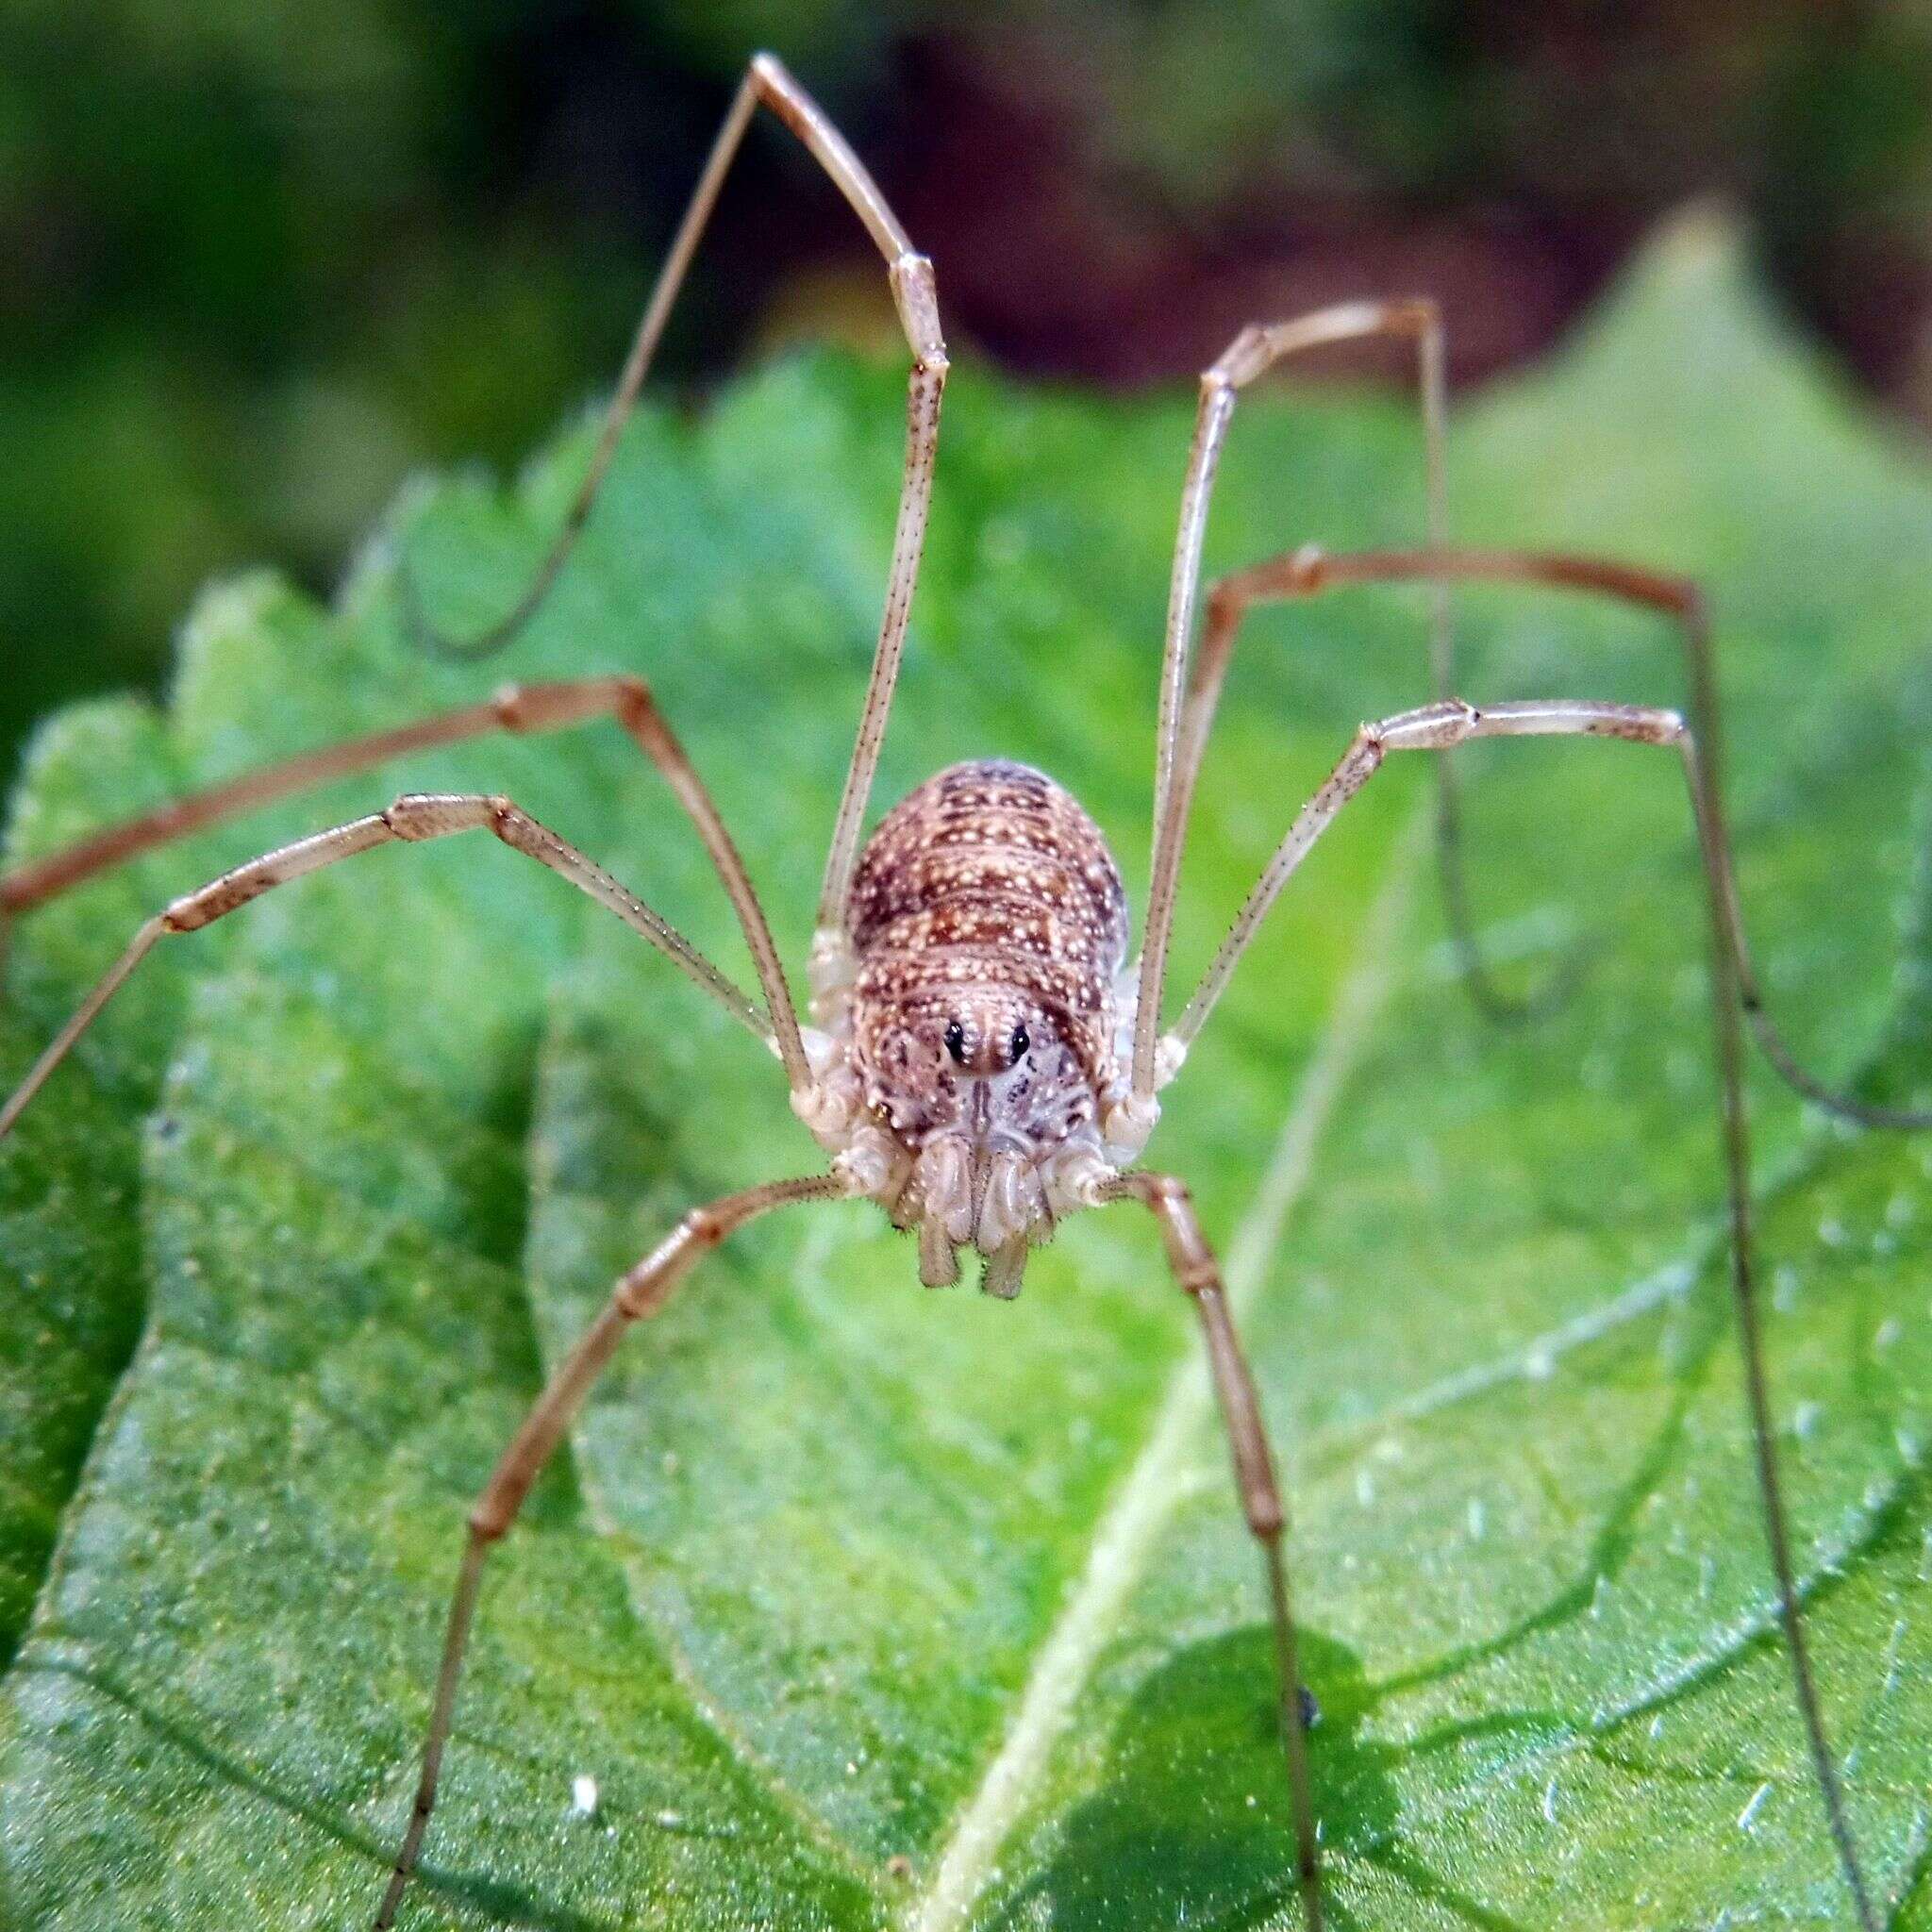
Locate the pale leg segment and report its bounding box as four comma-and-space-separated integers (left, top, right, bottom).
2, 788, 770, 1144
400, 55, 946, 673
369, 1174, 841, 1930
1104, 1171, 1324, 1932
1134, 300, 1448, 1098
1158, 542, 1930, 1129
384, 54, 950, 943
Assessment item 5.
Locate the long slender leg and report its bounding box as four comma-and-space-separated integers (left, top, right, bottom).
1, 674, 813, 1091
1192, 562, 1577, 1032
370, 1173, 841, 1930
1151, 644, 1878, 1924
1159, 542, 1931, 1128
1133, 300, 1447, 1101
1104, 1170, 1324, 1932
1, 789, 774, 1143
388, 53, 948, 939
401, 54, 944, 670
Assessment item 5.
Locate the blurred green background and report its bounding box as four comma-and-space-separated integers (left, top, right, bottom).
3, 0, 1929, 784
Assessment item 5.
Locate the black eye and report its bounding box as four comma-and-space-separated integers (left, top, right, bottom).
943, 1020, 968, 1065
1009, 1024, 1030, 1064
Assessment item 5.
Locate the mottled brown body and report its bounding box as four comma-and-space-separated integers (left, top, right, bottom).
847, 759, 1128, 1147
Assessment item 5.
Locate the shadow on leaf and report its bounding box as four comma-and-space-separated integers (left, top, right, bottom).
996, 1625, 1397, 1930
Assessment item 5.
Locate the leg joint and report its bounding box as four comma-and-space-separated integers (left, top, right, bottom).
890, 255, 947, 366
163, 878, 268, 931
612, 1209, 721, 1318
491, 675, 648, 735
465, 1500, 513, 1543
749, 49, 791, 98
1142, 1173, 1191, 1213
383, 793, 501, 841
614, 679, 675, 756
684, 1205, 728, 1249
1174, 1257, 1220, 1296
1245, 1491, 1287, 1541
1396, 292, 1442, 334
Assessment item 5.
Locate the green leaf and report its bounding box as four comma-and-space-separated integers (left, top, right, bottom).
4, 212, 1930, 1929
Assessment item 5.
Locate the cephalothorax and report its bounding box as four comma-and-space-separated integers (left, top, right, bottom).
0, 51, 1923, 1932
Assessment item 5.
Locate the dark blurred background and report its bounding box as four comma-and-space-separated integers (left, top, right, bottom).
3, 0, 1929, 782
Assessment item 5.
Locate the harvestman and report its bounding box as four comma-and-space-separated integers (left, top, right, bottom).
1, 53, 1924, 1931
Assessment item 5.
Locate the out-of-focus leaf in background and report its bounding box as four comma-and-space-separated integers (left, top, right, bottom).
2, 217, 1930, 1927
3, 1, 1930, 788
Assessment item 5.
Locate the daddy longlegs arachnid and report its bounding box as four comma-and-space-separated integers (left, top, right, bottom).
2, 51, 1925, 1932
